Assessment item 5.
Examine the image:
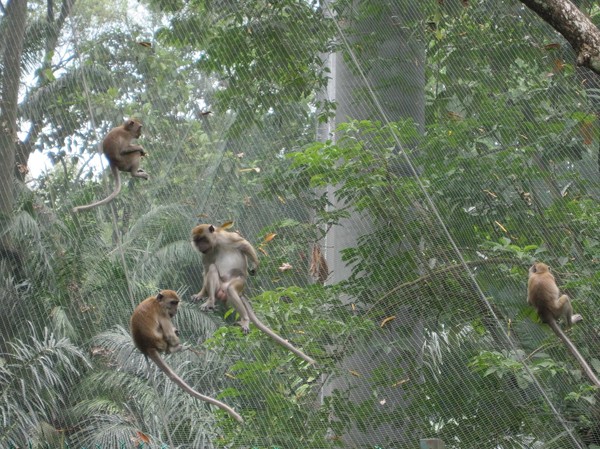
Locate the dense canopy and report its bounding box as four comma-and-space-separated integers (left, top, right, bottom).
1, 0, 600, 448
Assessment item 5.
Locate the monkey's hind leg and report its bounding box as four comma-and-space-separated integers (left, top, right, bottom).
197, 264, 220, 311
226, 278, 250, 334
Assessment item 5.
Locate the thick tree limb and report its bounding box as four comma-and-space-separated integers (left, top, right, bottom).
520, 0, 600, 75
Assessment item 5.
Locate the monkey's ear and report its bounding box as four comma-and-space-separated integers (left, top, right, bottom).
157, 291, 164, 300
126, 119, 135, 129
209, 224, 215, 233
531, 264, 537, 273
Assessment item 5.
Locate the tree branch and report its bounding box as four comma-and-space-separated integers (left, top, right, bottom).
520, 0, 600, 75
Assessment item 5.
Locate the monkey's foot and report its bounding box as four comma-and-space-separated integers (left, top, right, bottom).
237, 321, 250, 334
190, 294, 201, 303
573, 314, 583, 324
199, 301, 216, 312
136, 170, 150, 180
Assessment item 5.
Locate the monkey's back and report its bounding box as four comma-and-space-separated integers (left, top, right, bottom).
102, 121, 143, 172
528, 272, 559, 322
130, 297, 163, 355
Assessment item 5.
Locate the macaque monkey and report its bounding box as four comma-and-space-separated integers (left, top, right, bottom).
73, 119, 149, 212
191, 223, 317, 366
130, 289, 243, 423
527, 262, 600, 387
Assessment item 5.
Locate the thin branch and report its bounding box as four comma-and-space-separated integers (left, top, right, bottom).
375, 257, 524, 307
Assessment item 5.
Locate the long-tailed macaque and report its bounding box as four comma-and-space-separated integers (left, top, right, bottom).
130, 289, 243, 423
527, 262, 600, 387
191, 224, 317, 366
73, 119, 149, 212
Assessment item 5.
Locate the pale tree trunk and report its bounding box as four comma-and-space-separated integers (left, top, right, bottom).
319, 1, 425, 446
0, 0, 27, 252
520, 0, 600, 75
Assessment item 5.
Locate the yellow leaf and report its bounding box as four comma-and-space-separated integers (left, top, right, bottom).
380, 316, 396, 328
263, 232, 277, 243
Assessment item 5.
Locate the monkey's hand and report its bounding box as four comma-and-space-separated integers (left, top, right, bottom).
237, 321, 251, 334
190, 293, 204, 303
167, 343, 183, 354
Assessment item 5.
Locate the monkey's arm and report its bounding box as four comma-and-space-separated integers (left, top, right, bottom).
547, 318, 600, 387
158, 317, 180, 349
193, 265, 210, 298
120, 144, 146, 156
240, 241, 259, 272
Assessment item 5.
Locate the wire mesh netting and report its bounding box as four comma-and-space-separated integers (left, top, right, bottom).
1, 0, 600, 447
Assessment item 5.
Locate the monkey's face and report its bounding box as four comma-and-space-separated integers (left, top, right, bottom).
157, 290, 180, 317
530, 262, 549, 276
191, 224, 216, 253
125, 119, 143, 138
193, 236, 212, 253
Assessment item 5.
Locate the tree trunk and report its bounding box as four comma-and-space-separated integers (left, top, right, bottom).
320, 2, 425, 446
0, 0, 27, 229
16, 0, 76, 179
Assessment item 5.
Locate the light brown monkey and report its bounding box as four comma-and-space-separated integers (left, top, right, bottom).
73, 119, 149, 212
528, 262, 600, 387
130, 289, 243, 423
191, 224, 317, 365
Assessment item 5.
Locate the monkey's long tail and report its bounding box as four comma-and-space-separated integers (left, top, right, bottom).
242, 296, 317, 366
548, 319, 600, 388
149, 351, 244, 423
72, 165, 122, 212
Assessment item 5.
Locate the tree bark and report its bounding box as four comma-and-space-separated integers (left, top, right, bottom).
0, 0, 27, 223
520, 0, 600, 75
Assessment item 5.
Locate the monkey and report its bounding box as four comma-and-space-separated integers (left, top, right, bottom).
527, 262, 600, 387
191, 223, 317, 366
73, 119, 149, 212
130, 289, 244, 423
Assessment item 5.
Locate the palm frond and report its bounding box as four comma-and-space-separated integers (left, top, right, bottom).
7, 209, 41, 243
20, 65, 114, 122
0, 325, 90, 443
79, 327, 228, 446
125, 204, 193, 245
21, 19, 53, 73
138, 239, 200, 281
48, 305, 78, 341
